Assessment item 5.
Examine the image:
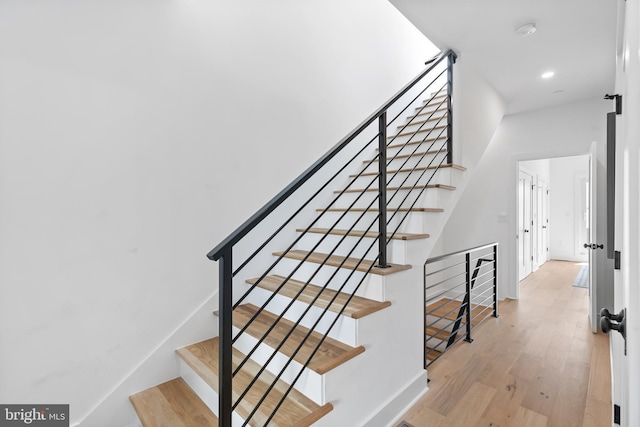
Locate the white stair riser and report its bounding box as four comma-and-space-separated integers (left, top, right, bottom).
349, 167, 456, 188
293, 233, 407, 265
312, 210, 440, 236
243, 286, 359, 346
402, 111, 448, 124
332, 187, 442, 210
233, 328, 326, 405
383, 150, 449, 170
178, 359, 249, 427
271, 257, 386, 301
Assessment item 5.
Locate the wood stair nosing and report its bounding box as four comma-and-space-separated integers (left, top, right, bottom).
335, 184, 456, 194
130, 378, 219, 427
176, 337, 333, 427
246, 274, 391, 319
316, 207, 444, 213
231, 303, 365, 375
295, 227, 430, 241
349, 163, 466, 178
272, 249, 411, 276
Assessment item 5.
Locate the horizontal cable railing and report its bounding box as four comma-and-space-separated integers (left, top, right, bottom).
208, 50, 457, 427
423, 243, 498, 368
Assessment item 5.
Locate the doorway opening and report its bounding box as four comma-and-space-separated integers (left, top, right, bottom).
517, 155, 590, 283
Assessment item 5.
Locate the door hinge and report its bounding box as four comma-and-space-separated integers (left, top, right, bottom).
615, 251, 621, 270
605, 94, 623, 115
614, 404, 621, 424
531, 256, 534, 261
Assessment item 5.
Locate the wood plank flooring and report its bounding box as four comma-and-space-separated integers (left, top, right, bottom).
400, 260, 612, 427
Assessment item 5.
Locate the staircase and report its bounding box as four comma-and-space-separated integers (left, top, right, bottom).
129, 50, 463, 426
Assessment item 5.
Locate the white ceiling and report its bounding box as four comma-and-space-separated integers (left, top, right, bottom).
390, 0, 619, 114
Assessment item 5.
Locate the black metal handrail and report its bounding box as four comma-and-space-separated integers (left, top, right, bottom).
207, 49, 455, 262
209, 50, 457, 427
423, 243, 498, 368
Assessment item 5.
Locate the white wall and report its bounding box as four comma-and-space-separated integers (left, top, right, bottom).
548, 156, 589, 262
520, 159, 551, 182
435, 98, 611, 299
0, 1, 438, 424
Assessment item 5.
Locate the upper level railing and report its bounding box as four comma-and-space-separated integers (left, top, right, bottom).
423, 242, 498, 368
208, 50, 457, 427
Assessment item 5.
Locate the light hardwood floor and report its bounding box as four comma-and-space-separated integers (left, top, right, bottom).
399, 260, 612, 427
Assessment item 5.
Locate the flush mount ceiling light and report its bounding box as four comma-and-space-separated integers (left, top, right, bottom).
541, 71, 555, 79
515, 23, 537, 37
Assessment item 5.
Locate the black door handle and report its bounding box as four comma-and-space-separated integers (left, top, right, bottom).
584, 243, 604, 249
600, 308, 626, 339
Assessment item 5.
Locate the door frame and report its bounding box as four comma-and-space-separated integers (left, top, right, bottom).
518, 169, 534, 281
508, 149, 595, 300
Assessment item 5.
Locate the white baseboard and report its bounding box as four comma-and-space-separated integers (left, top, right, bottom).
362, 371, 429, 427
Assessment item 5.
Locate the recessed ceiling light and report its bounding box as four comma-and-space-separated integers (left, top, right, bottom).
515, 23, 537, 37
541, 71, 555, 79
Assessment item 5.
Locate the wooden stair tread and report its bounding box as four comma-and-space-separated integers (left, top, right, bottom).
247, 275, 391, 319
273, 249, 411, 276
317, 207, 443, 213
232, 304, 365, 375
425, 297, 490, 325
336, 184, 456, 193
350, 164, 466, 178
425, 326, 451, 341
130, 378, 219, 427
296, 227, 430, 241
387, 136, 447, 150
176, 338, 332, 427
425, 347, 442, 361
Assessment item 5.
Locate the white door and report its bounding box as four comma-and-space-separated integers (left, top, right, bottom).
587, 143, 599, 333
611, 1, 638, 425
518, 170, 533, 280
536, 180, 549, 267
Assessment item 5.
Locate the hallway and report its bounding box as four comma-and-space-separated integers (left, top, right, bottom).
399, 260, 611, 427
